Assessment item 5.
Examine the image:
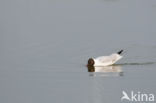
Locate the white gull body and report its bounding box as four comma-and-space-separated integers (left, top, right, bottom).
93, 53, 122, 66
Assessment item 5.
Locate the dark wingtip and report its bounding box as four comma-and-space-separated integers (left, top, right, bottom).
117, 50, 123, 55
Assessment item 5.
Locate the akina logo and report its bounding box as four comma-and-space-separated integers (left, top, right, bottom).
121, 91, 155, 102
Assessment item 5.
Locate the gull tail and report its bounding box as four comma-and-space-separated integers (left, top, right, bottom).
117, 50, 123, 55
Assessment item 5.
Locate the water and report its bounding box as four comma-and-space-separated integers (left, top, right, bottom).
0, 0, 156, 103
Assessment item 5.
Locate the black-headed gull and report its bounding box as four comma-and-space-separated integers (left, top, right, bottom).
87, 50, 123, 66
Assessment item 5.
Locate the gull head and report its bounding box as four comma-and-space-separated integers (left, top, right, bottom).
87, 58, 95, 66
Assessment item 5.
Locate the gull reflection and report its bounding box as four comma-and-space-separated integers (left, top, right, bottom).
87, 65, 123, 77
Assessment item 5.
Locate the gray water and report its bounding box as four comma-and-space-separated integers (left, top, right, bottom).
0, 0, 156, 103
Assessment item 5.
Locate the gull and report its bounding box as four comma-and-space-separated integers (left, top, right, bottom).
87, 50, 123, 66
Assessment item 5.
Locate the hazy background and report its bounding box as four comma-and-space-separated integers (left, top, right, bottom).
0, 0, 156, 103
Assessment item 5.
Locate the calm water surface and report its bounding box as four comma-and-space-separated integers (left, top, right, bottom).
0, 0, 156, 103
